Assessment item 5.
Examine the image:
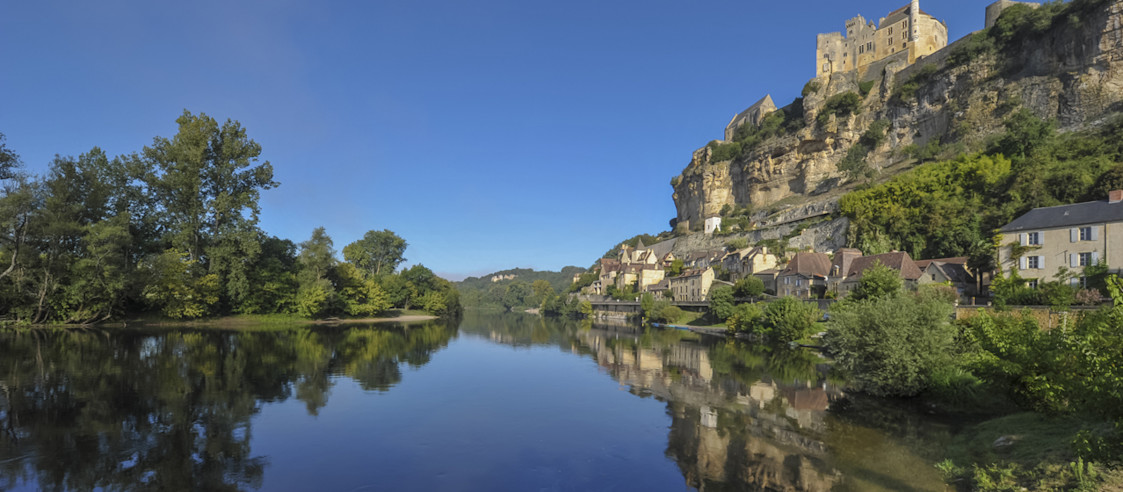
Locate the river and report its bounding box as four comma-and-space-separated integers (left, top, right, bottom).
0, 313, 956, 491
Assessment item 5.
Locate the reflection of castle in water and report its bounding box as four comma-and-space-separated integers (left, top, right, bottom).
577, 324, 845, 491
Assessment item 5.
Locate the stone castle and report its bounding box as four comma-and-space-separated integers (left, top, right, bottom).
815, 0, 948, 78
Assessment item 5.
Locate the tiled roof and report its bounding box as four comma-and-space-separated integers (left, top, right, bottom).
846, 252, 923, 281
780, 252, 832, 278
914, 257, 968, 270
999, 199, 1123, 232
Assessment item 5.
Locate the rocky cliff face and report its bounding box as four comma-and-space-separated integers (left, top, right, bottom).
672, 0, 1123, 233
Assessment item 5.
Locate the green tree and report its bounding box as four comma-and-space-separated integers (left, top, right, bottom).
824, 290, 957, 396
709, 286, 736, 321
764, 297, 820, 343
502, 282, 531, 311
295, 227, 339, 317
143, 111, 277, 308
337, 263, 391, 317
726, 303, 764, 334
668, 258, 684, 277
848, 262, 902, 301
733, 276, 765, 298
141, 249, 221, 319
342, 229, 407, 277
0, 132, 18, 180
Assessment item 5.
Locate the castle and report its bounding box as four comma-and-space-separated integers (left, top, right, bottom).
815, 0, 948, 78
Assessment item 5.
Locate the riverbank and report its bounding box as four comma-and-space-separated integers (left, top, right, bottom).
1, 310, 438, 330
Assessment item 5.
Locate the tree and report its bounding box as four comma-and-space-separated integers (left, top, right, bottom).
726, 303, 764, 334
848, 262, 902, 301
824, 290, 957, 396
141, 250, 221, 319
709, 286, 736, 321
734, 277, 765, 298
143, 111, 277, 308
337, 263, 391, 317
668, 259, 684, 277
0, 132, 18, 180
295, 227, 339, 317
531, 279, 555, 307
502, 282, 531, 311
342, 229, 407, 277
764, 297, 820, 343
298, 227, 336, 281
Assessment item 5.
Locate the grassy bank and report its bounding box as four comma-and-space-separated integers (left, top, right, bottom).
937, 413, 1122, 491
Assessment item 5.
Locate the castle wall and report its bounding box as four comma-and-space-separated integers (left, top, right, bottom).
815, 3, 948, 79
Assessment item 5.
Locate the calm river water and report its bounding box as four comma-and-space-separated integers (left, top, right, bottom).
0, 313, 957, 491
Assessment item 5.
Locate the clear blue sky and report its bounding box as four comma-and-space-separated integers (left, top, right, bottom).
1, 0, 988, 280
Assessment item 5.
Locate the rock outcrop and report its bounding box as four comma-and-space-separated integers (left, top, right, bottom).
672, 0, 1123, 233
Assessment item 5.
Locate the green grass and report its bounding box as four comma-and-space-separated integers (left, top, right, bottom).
937, 412, 1119, 491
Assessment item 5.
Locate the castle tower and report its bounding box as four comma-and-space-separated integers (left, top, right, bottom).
910, 0, 920, 41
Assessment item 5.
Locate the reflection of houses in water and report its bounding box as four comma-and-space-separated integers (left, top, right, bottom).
574, 327, 844, 491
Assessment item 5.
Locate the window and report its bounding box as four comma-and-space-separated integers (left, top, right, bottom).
1079, 227, 1093, 241
1027, 256, 1040, 269
1027, 279, 1039, 289
889, 27, 894, 35
1079, 252, 1093, 266
1027, 232, 1041, 245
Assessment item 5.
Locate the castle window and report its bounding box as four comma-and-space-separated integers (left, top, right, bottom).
889, 37, 893, 45
889, 27, 893, 35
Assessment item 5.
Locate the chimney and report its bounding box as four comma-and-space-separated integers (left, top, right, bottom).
1111, 190, 1123, 204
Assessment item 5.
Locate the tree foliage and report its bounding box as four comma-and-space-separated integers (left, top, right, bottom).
825, 289, 958, 396
343, 229, 407, 277
0, 113, 459, 323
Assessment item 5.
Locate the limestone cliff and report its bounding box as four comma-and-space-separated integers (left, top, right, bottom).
672, 0, 1123, 234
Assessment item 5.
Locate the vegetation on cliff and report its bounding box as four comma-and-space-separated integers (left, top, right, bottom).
841, 111, 1123, 273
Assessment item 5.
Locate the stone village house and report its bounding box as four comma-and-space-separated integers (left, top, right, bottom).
997, 190, 1123, 288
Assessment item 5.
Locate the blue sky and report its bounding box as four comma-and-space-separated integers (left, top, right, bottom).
2, 0, 989, 280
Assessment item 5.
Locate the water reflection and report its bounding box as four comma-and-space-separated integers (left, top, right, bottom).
461, 313, 950, 491
0, 321, 454, 491
2, 314, 953, 491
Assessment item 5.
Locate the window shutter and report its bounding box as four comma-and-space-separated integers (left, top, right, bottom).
1020, 233, 1028, 246
1071, 254, 1079, 268
1038, 233, 1044, 246
1071, 278, 1080, 287
1072, 228, 1079, 242
1092, 227, 1100, 241
1020, 257, 1027, 269
1038, 256, 1045, 269
1093, 252, 1101, 264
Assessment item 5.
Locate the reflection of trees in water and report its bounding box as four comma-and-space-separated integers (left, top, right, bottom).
0, 322, 455, 491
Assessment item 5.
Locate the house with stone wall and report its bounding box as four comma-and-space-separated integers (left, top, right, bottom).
996, 191, 1123, 289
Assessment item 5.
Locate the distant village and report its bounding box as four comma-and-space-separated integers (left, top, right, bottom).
577, 189, 1123, 305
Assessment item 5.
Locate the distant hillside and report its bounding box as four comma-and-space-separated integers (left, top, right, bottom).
456, 266, 586, 294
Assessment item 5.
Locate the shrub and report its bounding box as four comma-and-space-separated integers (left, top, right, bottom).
708, 141, 741, 162
824, 291, 957, 396
802, 80, 820, 97
817, 92, 862, 127
764, 297, 821, 343
734, 277, 765, 298
726, 302, 764, 334
710, 286, 736, 321
858, 80, 876, 97
848, 262, 902, 301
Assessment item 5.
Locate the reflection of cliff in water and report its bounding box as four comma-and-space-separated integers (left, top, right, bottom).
0, 321, 456, 491
575, 325, 846, 491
